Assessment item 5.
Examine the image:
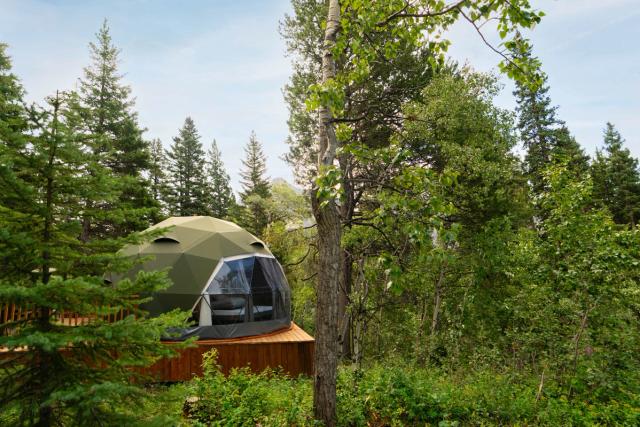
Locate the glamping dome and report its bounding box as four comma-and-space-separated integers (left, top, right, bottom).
115, 216, 291, 340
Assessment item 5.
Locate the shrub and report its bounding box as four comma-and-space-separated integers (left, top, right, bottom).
158, 355, 640, 426
183, 350, 315, 426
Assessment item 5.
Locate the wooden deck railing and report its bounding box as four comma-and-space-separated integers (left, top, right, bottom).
1, 302, 136, 334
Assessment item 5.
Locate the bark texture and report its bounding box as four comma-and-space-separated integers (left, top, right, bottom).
338, 249, 352, 359
338, 155, 355, 360
312, 0, 341, 425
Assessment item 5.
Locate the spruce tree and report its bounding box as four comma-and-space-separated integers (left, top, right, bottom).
0, 43, 31, 280
514, 74, 558, 194
149, 138, 170, 219
239, 131, 271, 235
76, 20, 156, 237
0, 89, 184, 425
513, 46, 588, 195
166, 117, 209, 216
205, 139, 234, 218
552, 125, 590, 178
79, 20, 132, 142
0, 43, 27, 147
592, 122, 640, 226
240, 131, 271, 200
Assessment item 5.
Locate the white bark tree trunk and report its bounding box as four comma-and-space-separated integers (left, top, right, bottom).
312, 0, 341, 425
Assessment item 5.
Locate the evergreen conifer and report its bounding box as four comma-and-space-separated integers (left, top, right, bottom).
148, 138, 170, 220
592, 122, 640, 226
0, 89, 184, 425
514, 46, 588, 195
240, 131, 271, 200
166, 117, 209, 216
75, 20, 156, 238
239, 131, 271, 235
205, 139, 234, 218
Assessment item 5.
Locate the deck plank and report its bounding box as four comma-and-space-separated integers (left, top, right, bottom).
146, 322, 314, 381
195, 323, 314, 345
0, 323, 315, 381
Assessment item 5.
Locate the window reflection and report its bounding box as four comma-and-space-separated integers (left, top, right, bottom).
203, 256, 290, 325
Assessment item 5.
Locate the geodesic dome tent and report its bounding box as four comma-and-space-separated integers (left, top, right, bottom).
114, 216, 291, 340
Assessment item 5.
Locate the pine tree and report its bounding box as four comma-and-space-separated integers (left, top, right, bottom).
240, 131, 271, 200
205, 139, 234, 218
514, 72, 559, 194
591, 123, 640, 226
0, 43, 27, 147
148, 138, 171, 221
0, 43, 31, 279
76, 20, 156, 237
552, 125, 590, 178
238, 131, 271, 236
79, 20, 132, 142
513, 46, 588, 195
0, 89, 184, 425
166, 117, 209, 216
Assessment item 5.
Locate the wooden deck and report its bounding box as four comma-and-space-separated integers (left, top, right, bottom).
1, 301, 314, 381
142, 323, 314, 382
1, 320, 314, 381
1, 302, 135, 329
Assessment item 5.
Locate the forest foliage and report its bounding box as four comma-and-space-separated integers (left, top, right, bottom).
0, 1, 639, 425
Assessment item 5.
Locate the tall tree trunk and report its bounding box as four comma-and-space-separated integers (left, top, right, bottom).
338, 250, 352, 360
352, 258, 368, 368
312, 1, 340, 425
415, 296, 429, 365
37, 92, 60, 427
427, 263, 446, 360
312, 197, 340, 426
338, 155, 355, 361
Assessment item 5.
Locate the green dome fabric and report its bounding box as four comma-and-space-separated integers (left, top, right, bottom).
120, 216, 271, 307
114, 216, 291, 339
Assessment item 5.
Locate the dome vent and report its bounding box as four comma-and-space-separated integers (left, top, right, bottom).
153, 236, 180, 243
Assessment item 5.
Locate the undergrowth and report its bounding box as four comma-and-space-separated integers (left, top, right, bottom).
148, 350, 640, 426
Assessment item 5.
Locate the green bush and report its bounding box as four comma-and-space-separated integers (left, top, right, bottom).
338, 366, 640, 426
183, 350, 315, 426
161, 356, 639, 426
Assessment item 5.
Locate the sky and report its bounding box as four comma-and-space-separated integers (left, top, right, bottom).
1, 0, 639, 190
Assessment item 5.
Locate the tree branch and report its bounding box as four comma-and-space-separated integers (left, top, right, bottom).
283, 246, 313, 267
378, 0, 467, 26
457, 7, 522, 73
